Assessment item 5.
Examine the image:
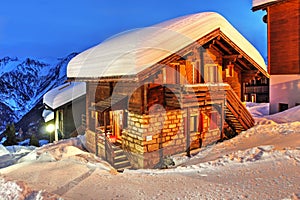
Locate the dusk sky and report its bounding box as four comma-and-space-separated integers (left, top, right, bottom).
0, 0, 267, 59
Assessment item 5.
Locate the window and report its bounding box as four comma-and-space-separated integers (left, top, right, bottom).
209, 112, 218, 130
205, 64, 222, 83
251, 94, 256, 103
190, 115, 198, 132
189, 112, 204, 133
225, 63, 234, 77
123, 110, 128, 129
279, 103, 288, 112
244, 94, 249, 102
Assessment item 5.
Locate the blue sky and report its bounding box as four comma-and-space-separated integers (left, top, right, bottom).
0, 0, 267, 59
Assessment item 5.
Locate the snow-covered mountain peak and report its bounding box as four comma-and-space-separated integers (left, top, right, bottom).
0, 53, 78, 133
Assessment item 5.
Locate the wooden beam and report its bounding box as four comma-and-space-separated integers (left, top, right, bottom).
215, 40, 232, 54
236, 58, 251, 70
209, 43, 224, 56
243, 70, 259, 76
223, 54, 242, 60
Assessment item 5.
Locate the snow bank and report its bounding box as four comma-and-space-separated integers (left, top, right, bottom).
13, 135, 114, 172
246, 103, 300, 125
6, 145, 35, 155
266, 105, 300, 123
243, 121, 300, 138
0, 178, 24, 199
0, 145, 11, 157
39, 139, 49, 146
125, 146, 300, 174
246, 102, 269, 117
0, 177, 62, 200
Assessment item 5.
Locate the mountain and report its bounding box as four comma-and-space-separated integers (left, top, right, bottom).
0, 53, 78, 133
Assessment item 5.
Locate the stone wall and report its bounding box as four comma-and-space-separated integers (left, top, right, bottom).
85, 130, 96, 153
122, 109, 187, 168
122, 106, 222, 168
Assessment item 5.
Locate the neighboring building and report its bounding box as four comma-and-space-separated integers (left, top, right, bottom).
43, 82, 86, 141
244, 77, 269, 103
67, 12, 269, 169
252, 0, 300, 113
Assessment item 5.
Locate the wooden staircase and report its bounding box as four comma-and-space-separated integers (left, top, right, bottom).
109, 144, 132, 172
225, 87, 255, 134
102, 137, 131, 172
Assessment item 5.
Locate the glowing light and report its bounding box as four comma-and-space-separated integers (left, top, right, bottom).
46, 124, 55, 132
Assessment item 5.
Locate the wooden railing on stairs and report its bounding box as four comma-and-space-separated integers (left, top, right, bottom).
96, 130, 131, 171
225, 87, 255, 133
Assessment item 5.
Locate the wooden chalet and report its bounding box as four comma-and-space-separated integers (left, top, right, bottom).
67, 12, 269, 170
253, 0, 300, 113
43, 82, 86, 141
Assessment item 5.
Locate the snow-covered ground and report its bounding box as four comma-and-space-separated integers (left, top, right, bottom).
0, 103, 299, 200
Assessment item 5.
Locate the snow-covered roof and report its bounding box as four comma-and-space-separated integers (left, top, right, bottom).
42, 109, 54, 122
67, 12, 267, 79
43, 82, 86, 110
252, 0, 282, 10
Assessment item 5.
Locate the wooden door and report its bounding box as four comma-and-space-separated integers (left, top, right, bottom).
111, 110, 124, 142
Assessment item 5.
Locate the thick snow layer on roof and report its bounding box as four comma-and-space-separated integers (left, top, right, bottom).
43, 82, 86, 110
42, 109, 54, 122
253, 0, 279, 8
67, 12, 267, 79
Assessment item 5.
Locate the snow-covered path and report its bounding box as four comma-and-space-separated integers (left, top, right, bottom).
1, 154, 299, 200
0, 104, 299, 199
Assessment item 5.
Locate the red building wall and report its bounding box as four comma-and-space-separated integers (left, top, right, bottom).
267, 0, 300, 74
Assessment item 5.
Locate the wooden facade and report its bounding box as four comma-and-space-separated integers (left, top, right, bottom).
67, 13, 269, 170
73, 32, 267, 169
253, 0, 300, 113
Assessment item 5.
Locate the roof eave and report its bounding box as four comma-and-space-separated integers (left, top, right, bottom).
252, 0, 288, 11
68, 75, 138, 83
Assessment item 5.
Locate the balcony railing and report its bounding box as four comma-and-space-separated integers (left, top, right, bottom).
245, 85, 269, 94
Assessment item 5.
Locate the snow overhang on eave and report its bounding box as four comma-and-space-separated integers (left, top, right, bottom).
252, 0, 286, 11
42, 109, 54, 122
67, 75, 138, 83
67, 12, 268, 81
43, 82, 86, 110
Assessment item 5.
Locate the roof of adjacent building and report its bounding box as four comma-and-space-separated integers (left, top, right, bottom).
42, 109, 54, 122
67, 12, 268, 79
252, 0, 285, 10
43, 82, 86, 110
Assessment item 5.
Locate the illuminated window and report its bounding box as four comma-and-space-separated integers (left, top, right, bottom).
244, 94, 249, 102
251, 94, 256, 103
190, 115, 198, 132
190, 113, 204, 132
225, 63, 234, 77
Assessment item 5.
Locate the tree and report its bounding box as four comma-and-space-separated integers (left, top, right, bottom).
29, 134, 40, 147
3, 123, 17, 146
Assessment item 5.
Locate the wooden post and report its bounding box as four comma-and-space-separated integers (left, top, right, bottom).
85, 83, 90, 131
104, 111, 107, 160
144, 85, 148, 114
199, 48, 205, 83
54, 110, 59, 141
186, 108, 191, 157
162, 67, 167, 84
104, 111, 107, 133
220, 103, 225, 140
